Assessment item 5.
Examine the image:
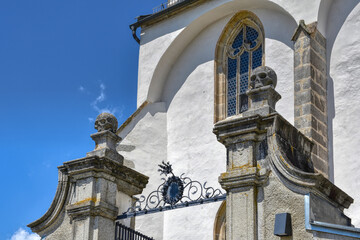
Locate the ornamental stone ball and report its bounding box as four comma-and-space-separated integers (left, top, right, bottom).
250, 66, 277, 89
94, 112, 118, 133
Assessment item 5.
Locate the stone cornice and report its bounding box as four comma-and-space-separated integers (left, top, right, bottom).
64, 156, 149, 196
213, 114, 268, 146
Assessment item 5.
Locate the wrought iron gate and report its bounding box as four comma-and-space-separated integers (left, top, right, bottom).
115, 222, 154, 240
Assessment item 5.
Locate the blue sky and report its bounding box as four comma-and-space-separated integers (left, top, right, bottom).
0, 0, 164, 239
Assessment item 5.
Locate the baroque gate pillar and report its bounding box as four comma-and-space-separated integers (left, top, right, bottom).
28, 113, 148, 240
214, 66, 279, 240
214, 66, 357, 239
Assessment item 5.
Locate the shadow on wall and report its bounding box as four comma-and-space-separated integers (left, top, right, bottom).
160, 15, 225, 107
159, 8, 297, 107
321, 0, 360, 182
146, 0, 298, 104
254, 8, 297, 49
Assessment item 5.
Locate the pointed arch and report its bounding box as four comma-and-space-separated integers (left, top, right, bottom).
213, 201, 226, 240
214, 11, 265, 122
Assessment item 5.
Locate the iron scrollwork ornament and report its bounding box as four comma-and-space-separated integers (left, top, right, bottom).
162, 175, 184, 205
118, 161, 226, 219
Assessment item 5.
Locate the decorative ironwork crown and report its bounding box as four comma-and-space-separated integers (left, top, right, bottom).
158, 161, 173, 176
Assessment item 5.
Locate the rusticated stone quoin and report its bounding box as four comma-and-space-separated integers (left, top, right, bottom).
292, 20, 329, 178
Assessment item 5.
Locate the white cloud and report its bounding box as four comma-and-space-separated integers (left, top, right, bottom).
10, 228, 40, 240
90, 83, 106, 113
79, 82, 124, 123
90, 83, 120, 116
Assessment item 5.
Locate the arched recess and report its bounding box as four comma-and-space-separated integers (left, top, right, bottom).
146, 0, 296, 105
214, 11, 264, 122
318, 0, 360, 225
316, 0, 360, 183
317, 0, 334, 37
213, 201, 226, 240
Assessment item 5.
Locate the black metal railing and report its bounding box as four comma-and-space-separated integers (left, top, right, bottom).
115, 222, 154, 240
152, 0, 185, 13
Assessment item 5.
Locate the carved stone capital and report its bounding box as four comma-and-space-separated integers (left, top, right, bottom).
213, 115, 268, 146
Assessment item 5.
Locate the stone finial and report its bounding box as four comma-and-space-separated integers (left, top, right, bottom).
88, 112, 123, 163
244, 66, 281, 117
95, 112, 118, 133
250, 66, 277, 89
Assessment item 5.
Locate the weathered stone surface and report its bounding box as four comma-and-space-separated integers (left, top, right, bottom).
28, 114, 149, 240
214, 110, 354, 239
95, 112, 118, 133
293, 21, 328, 177
250, 66, 277, 89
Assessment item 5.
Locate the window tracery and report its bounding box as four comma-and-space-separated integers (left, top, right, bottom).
215, 11, 265, 121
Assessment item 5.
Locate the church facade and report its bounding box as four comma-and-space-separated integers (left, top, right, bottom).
120, 0, 360, 238
28, 0, 360, 239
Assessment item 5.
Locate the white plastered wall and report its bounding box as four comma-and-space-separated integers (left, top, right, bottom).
324, 0, 360, 227
157, 5, 297, 239
117, 102, 167, 239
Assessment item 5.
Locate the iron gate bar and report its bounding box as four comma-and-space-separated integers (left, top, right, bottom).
115, 222, 154, 240
117, 194, 226, 220
117, 161, 226, 220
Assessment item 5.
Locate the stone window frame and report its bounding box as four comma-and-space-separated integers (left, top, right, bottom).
213, 201, 226, 240
214, 11, 265, 122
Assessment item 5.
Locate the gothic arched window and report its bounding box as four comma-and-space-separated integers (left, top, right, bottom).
215, 11, 265, 122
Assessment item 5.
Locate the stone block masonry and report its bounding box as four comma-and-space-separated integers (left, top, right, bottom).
292, 21, 329, 178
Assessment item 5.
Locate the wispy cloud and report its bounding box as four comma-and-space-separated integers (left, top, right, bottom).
10, 228, 40, 240
90, 83, 120, 116
79, 85, 85, 92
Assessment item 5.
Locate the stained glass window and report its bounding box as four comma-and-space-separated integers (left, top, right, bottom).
226, 23, 263, 117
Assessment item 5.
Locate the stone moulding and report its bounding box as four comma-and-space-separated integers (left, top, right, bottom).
219, 167, 270, 190
116, 101, 148, 135
66, 200, 118, 221
63, 156, 148, 196
27, 156, 149, 233
27, 166, 70, 233
267, 114, 353, 209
